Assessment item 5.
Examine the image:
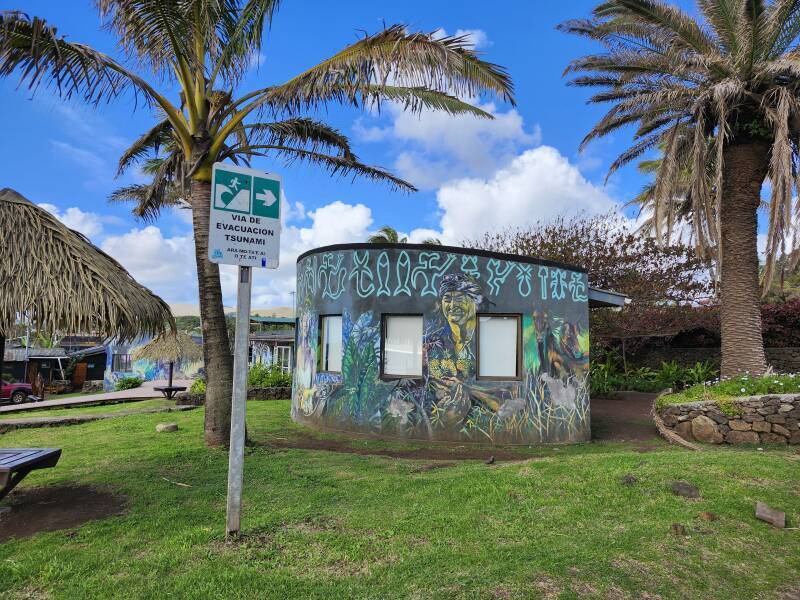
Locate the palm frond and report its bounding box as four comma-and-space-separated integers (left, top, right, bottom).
117, 118, 173, 175
253, 25, 514, 115
0, 10, 148, 103
237, 144, 417, 192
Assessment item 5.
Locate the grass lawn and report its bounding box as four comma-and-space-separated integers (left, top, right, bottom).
6, 398, 174, 419
1, 401, 799, 599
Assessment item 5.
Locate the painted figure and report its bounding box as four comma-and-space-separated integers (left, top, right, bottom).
425, 274, 517, 430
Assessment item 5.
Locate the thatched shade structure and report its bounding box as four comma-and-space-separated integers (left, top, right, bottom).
0, 188, 174, 380
131, 331, 202, 389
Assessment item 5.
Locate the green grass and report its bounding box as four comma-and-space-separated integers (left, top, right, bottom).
657, 373, 800, 410
4, 398, 174, 419
1, 401, 799, 599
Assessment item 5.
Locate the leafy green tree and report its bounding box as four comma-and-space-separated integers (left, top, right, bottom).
560, 0, 800, 376
0, 4, 513, 445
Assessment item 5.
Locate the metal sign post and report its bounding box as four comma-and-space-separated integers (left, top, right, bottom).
225, 265, 252, 536
208, 162, 281, 538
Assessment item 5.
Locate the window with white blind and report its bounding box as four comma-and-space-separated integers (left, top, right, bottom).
320, 315, 343, 373
477, 315, 521, 379
382, 315, 423, 377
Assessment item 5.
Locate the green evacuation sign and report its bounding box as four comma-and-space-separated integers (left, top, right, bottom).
209, 162, 281, 268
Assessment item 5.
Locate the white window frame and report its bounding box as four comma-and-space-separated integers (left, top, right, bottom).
381, 315, 424, 379
476, 314, 522, 380
319, 315, 343, 373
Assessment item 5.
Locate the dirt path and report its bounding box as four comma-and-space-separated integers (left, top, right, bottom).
0, 379, 192, 415
591, 393, 661, 442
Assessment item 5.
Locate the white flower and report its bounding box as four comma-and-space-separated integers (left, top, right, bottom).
741, 387, 746, 393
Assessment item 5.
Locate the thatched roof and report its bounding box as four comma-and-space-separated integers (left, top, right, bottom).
131, 331, 202, 363
0, 188, 174, 341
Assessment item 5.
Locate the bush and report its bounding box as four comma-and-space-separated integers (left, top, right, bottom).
589, 350, 719, 397
2, 373, 16, 383
115, 376, 143, 391
189, 378, 206, 394
248, 363, 291, 388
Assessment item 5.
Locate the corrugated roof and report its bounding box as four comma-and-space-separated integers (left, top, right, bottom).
250, 316, 295, 324
250, 330, 295, 343
4, 347, 66, 361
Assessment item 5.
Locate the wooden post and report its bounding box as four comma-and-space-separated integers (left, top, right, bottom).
226, 266, 252, 537
168, 361, 174, 388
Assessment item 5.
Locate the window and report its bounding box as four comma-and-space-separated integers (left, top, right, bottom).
382, 315, 423, 377
320, 315, 343, 372
112, 353, 132, 372
477, 315, 521, 379
274, 346, 292, 373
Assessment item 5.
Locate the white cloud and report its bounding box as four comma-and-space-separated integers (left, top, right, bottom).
356, 102, 537, 189
433, 27, 492, 49
101, 226, 198, 301
98, 199, 375, 307
38, 203, 106, 239
427, 146, 618, 244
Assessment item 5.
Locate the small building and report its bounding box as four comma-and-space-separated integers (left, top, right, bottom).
292, 243, 625, 445
249, 317, 295, 372
67, 345, 108, 389
2, 346, 68, 386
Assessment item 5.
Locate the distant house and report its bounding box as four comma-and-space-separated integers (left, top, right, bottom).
2, 347, 68, 385
67, 345, 108, 388
249, 316, 295, 372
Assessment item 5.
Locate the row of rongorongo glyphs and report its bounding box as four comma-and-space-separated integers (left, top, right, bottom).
297, 250, 589, 302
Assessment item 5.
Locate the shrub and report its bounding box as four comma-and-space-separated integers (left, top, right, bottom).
248, 363, 291, 388
189, 378, 206, 394
115, 376, 143, 391
589, 350, 719, 397
2, 373, 16, 383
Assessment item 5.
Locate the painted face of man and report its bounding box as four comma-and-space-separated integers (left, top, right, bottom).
441, 291, 475, 328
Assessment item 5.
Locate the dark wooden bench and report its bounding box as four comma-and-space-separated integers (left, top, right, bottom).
0, 448, 62, 501
153, 386, 187, 399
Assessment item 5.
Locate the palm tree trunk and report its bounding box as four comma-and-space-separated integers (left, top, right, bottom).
190, 177, 234, 447
719, 139, 769, 377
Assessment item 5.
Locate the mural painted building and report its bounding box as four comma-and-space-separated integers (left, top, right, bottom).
103, 337, 204, 391
292, 243, 625, 445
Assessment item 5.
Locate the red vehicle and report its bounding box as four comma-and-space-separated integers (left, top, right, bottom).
1, 379, 33, 404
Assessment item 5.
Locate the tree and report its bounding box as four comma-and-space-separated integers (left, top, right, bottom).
367, 226, 407, 244
559, 0, 800, 377
471, 213, 712, 305
470, 212, 714, 363
1, 5, 513, 445
367, 225, 441, 245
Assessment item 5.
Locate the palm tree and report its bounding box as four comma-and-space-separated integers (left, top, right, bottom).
367, 226, 408, 244
560, 0, 800, 377
1, 5, 513, 445
367, 225, 441, 245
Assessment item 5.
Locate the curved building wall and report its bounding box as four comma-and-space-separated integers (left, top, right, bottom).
292, 244, 591, 444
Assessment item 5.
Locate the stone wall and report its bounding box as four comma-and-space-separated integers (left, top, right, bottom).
176, 386, 291, 406
658, 395, 800, 445
631, 346, 800, 373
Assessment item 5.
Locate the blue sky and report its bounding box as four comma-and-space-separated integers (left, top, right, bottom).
2, 1, 695, 308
